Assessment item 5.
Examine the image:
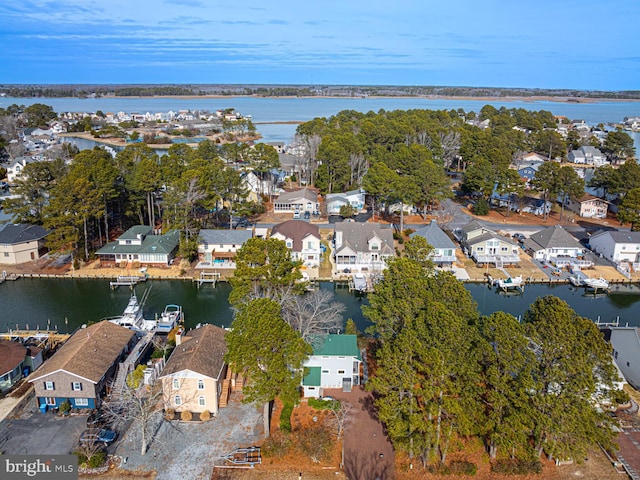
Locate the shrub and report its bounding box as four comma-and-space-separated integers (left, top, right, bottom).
296, 424, 334, 463
200, 410, 211, 421
279, 402, 294, 432
59, 400, 71, 414
180, 410, 192, 421
449, 460, 477, 476
308, 398, 340, 411
491, 459, 542, 475
261, 433, 292, 458
87, 450, 106, 468
403, 228, 415, 236
164, 408, 175, 421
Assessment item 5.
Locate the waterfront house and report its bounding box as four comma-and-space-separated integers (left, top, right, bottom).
0, 223, 50, 265
333, 222, 395, 274
523, 225, 586, 264
273, 188, 319, 214
565, 194, 608, 219
0, 340, 43, 393
409, 220, 458, 267
0, 340, 27, 394
589, 230, 640, 264
270, 220, 322, 268
521, 152, 548, 163
29, 322, 136, 410
302, 334, 361, 398
197, 229, 253, 269
96, 226, 180, 266
568, 146, 607, 166
325, 189, 366, 215
159, 324, 227, 417
455, 221, 520, 266
604, 327, 640, 390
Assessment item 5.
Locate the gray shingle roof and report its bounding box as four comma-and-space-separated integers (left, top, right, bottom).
410, 221, 457, 249
592, 230, 640, 244
0, 224, 49, 244
525, 225, 582, 250
335, 223, 395, 255
465, 232, 517, 247
275, 187, 318, 204
199, 229, 252, 245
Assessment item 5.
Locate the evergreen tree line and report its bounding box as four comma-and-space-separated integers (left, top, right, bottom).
3, 140, 280, 261
364, 242, 626, 469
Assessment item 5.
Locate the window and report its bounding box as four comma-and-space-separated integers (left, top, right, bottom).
501, 247, 508, 252
174, 395, 182, 406
75, 398, 88, 407
308, 387, 316, 391
173, 378, 180, 389
371, 244, 379, 251
477, 247, 484, 252
197, 379, 205, 390
321, 370, 329, 374
286, 241, 293, 248
3, 252, 8, 257
198, 396, 206, 407
307, 241, 313, 249
72, 382, 82, 391
45, 397, 56, 406
44, 381, 55, 391
337, 370, 345, 375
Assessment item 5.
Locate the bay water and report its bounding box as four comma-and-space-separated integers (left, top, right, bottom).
1, 277, 639, 335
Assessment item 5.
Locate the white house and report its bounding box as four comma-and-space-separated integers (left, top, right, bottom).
606, 327, 640, 390
333, 223, 395, 274
270, 220, 322, 268
302, 334, 361, 398
455, 221, 520, 266
273, 188, 319, 214
523, 225, 584, 262
96, 225, 180, 265
326, 189, 366, 215
589, 230, 640, 264
409, 220, 457, 266
568, 146, 607, 166
197, 229, 253, 269
6, 156, 35, 184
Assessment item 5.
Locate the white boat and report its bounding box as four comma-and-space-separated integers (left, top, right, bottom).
156, 304, 183, 334
352, 273, 368, 293
108, 288, 156, 331
496, 276, 523, 289
569, 275, 585, 287
583, 277, 609, 289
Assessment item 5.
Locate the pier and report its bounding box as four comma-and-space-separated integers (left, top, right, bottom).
193, 271, 220, 288
0, 328, 70, 350
109, 273, 148, 290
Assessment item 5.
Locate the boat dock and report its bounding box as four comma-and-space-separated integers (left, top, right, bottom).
193, 271, 220, 288
0, 328, 70, 350
109, 273, 148, 290
0, 271, 20, 284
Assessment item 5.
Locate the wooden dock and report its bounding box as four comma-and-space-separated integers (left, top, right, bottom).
109, 274, 148, 290
0, 328, 70, 350
193, 271, 220, 288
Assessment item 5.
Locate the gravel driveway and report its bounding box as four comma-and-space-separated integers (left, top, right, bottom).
116, 398, 264, 480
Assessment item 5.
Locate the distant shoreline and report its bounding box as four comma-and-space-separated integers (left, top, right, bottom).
86, 94, 640, 104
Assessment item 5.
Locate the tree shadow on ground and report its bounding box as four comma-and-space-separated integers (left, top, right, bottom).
344, 449, 394, 480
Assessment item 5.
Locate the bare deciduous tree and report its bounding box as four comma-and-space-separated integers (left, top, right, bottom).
439, 130, 461, 170
282, 289, 345, 342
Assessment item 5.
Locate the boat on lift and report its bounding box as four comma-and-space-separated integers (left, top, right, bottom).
583, 277, 609, 290
155, 304, 184, 334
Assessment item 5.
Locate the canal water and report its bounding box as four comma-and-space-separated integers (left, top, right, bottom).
2, 278, 639, 334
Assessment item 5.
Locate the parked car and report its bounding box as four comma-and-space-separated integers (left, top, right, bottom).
293, 210, 301, 219
512, 233, 526, 243
79, 428, 118, 446
303, 211, 311, 219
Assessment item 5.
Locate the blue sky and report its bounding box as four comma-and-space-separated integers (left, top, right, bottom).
1, 0, 638, 90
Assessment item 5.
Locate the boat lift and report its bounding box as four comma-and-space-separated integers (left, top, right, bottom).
194, 271, 220, 288
216, 446, 262, 468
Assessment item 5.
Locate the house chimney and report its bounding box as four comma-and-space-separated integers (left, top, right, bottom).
175, 327, 184, 346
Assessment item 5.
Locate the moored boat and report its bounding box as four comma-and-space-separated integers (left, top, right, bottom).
107, 288, 156, 331
583, 277, 610, 290
155, 304, 184, 333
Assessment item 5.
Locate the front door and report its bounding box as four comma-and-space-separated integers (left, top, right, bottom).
342, 378, 352, 392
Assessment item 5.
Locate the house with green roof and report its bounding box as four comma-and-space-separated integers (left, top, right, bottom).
302, 334, 361, 398
96, 226, 180, 266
